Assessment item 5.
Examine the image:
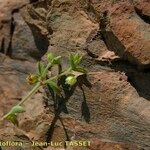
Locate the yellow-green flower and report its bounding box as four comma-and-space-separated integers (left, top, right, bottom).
26, 74, 38, 85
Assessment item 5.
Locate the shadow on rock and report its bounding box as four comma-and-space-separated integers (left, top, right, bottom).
44, 74, 92, 148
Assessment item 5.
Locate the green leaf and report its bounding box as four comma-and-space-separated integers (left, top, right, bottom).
74, 66, 87, 73
69, 53, 83, 70
52, 56, 61, 64
65, 76, 77, 86
5, 106, 25, 126
47, 53, 61, 65
10, 106, 26, 114
47, 53, 55, 62
37, 62, 45, 76
6, 114, 19, 126
74, 53, 82, 66
69, 53, 76, 69
70, 71, 84, 77
47, 81, 61, 95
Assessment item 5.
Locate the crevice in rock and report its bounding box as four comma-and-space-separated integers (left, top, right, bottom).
113, 62, 150, 100
94, 57, 150, 100
85, 28, 102, 58
101, 24, 150, 99
127, 72, 150, 100
29, 0, 39, 3
6, 12, 16, 57
22, 1, 53, 60
12, 8, 20, 14
0, 38, 5, 54
84, 3, 144, 68
25, 22, 49, 59
0, 4, 29, 57
99, 11, 150, 69
0, 1, 49, 61
84, 4, 150, 100
99, 11, 124, 57
134, 7, 150, 24
84, 47, 99, 58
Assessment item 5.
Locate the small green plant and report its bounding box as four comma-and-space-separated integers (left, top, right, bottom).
1, 53, 87, 126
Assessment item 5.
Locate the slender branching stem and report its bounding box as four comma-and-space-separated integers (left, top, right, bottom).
18, 82, 41, 106
1, 53, 85, 128
44, 68, 72, 84
42, 62, 52, 78
1, 67, 71, 121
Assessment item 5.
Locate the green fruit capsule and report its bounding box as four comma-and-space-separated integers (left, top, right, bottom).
65, 76, 77, 86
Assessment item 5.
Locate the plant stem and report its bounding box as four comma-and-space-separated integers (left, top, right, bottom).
1, 67, 71, 121
18, 82, 41, 106
18, 62, 53, 106
1, 82, 41, 120
44, 68, 71, 84
42, 62, 52, 78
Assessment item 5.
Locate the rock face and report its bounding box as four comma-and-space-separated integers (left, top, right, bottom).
109, 2, 150, 67
134, 0, 150, 22
0, 0, 29, 57
0, 0, 150, 150
0, 0, 46, 61
90, 0, 150, 68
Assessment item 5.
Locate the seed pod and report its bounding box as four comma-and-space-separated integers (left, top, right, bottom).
65, 76, 77, 86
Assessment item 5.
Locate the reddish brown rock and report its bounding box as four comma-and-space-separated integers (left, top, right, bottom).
109, 1, 150, 67
89, 0, 150, 68
0, 54, 36, 119
134, 0, 150, 20
0, 0, 150, 150
16, 70, 148, 149
0, 0, 41, 61
0, 0, 29, 55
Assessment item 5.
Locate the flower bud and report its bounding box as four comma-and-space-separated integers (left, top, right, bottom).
26, 74, 38, 85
